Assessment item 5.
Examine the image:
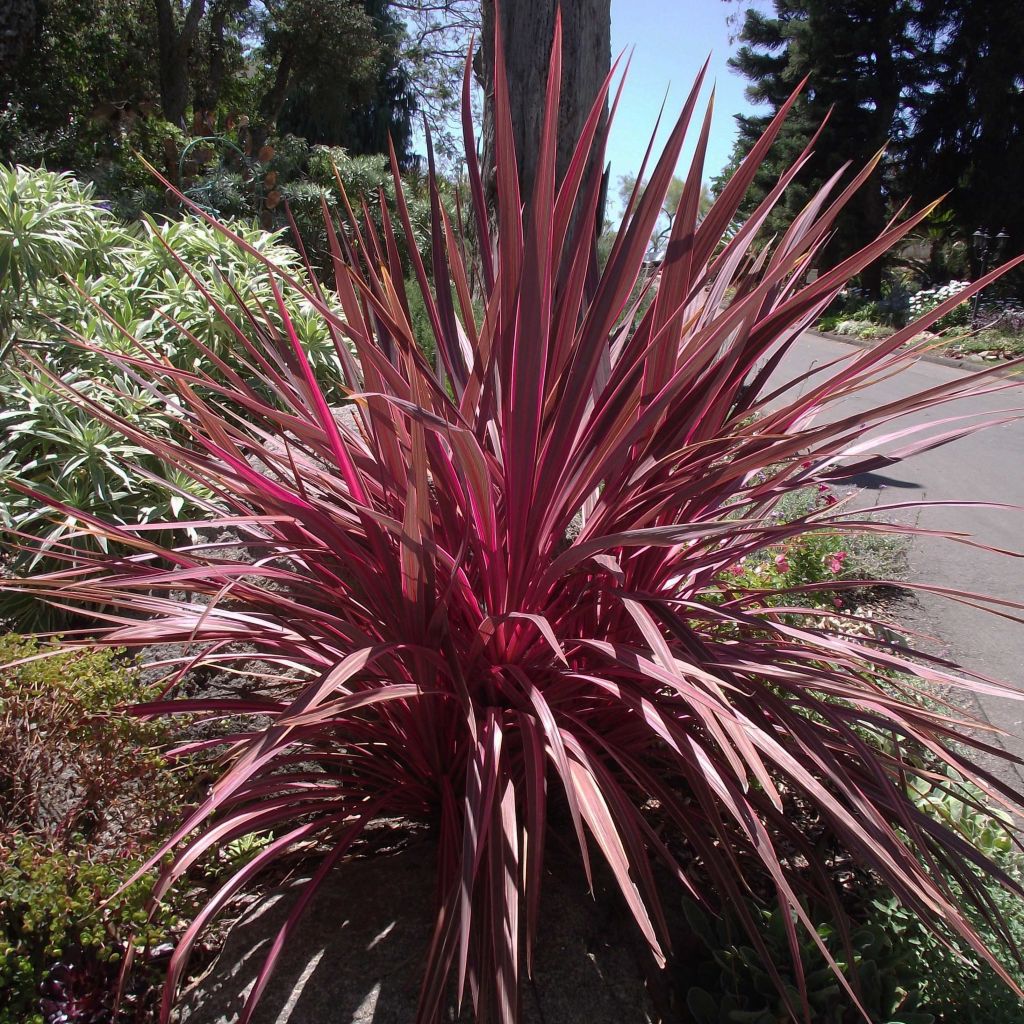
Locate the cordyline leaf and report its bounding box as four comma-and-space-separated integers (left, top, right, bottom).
5, 23, 1024, 1024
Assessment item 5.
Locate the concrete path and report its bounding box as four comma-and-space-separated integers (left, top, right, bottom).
779, 333, 1024, 794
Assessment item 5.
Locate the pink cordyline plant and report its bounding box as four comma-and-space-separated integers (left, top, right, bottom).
5, 20, 1024, 1024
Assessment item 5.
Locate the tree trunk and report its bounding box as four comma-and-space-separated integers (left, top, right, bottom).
196, 0, 231, 117
154, 0, 207, 128
257, 49, 294, 132
479, 0, 610, 221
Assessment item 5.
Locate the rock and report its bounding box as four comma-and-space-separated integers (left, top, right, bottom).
179, 843, 658, 1023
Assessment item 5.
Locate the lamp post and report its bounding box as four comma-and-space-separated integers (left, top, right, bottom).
970, 228, 1010, 329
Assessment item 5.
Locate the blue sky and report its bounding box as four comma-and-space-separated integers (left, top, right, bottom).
605, 0, 758, 193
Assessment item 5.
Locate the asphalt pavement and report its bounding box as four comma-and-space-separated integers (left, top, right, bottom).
778, 332, 1024, 795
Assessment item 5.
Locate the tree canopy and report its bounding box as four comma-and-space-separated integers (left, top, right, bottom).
0, 0, 418, 166
720, 0, 1024, 292
900, 1, 1024, 248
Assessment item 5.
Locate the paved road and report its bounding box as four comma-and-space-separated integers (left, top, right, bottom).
778, 333, 1024, 794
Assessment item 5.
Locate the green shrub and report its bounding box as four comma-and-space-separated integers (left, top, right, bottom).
680, 773, 1024, 1023
0, 837, 187, 1024
0, 361, 214, 631
82, 116, 189, 221
682, 896, 932, 1024
0, 166, 127, 339
832, 318, 893, 340
0, 168, 354, 629
14, 212, 338, 370
943, 330, 1024, 359
819, 285, 910, 334
165, 137, 434, 275
716, 484, 904, 612
0, 636, 181, 841
908, 281, 971, 331
0, 636, 195, 1023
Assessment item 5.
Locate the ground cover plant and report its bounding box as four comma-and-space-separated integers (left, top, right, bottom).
5, 21, 1024, 1024
715, 482, 905, 614
679, 764, 1024, 1024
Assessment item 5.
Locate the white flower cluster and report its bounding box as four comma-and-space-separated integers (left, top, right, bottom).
908, 280, 970, 319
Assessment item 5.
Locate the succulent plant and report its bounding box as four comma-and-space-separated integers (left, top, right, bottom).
39, 951, 115, 1024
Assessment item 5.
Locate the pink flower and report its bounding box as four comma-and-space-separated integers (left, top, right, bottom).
774, 553, 790, 574
833, 597, 844, 609
827, 550, 847, 574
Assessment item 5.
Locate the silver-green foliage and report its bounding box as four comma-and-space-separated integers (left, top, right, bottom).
0, 166, 126, 332
0, 364, 216, 631
17, 216, 340, 371
0, 165, 344, 628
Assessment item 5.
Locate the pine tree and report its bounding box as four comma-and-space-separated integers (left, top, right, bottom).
719, 0, 925, 294
900, 1, 1024, 253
